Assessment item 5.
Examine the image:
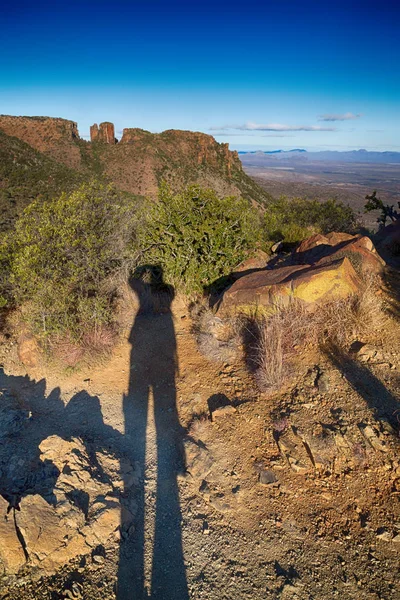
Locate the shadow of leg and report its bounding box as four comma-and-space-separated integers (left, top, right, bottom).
118, 387, 149, 600
151, 384, 188, 600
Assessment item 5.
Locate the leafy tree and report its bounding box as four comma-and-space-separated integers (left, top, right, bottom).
364, 190, 399, 227
9, 181, 142, 338
138, 183, 261, 294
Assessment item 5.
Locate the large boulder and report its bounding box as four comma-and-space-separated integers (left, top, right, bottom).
295, 232, 354, 255
294, 232, 385, 275
17, 334, 40, 368
219, 257, 360, 313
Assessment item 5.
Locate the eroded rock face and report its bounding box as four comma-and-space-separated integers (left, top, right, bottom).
0, 115, 82, 168
0, 115, 79, 147
0, 393, 135, 577
120, 128, 241, 177
90, 122, 116, 144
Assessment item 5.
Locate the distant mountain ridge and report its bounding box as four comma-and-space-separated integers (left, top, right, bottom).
239, 148, 400, 163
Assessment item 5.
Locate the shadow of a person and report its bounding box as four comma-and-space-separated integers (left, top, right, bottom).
118, 266, 188, 600
0, 372, 125, 509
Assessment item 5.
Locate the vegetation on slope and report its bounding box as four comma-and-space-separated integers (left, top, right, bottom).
2, 177, 358, 343
263, 196, 357, 246
6, 182, 143, 340
0, 119, 359, 362
0, 129, 87, 232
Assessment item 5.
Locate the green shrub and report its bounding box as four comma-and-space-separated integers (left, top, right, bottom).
138, 183, 261, 294
264, 196, 356, 245
364, 190, 399, 227
9, 181, 142, 339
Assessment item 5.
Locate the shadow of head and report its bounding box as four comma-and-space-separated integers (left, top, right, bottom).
129, 265, 174, 314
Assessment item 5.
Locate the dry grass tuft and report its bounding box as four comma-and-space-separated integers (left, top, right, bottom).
191, 300, 241, 362
318, 274, 387, 346
187, 412, 212, 439
251, 301, 311, 392
248, 275, 387, 392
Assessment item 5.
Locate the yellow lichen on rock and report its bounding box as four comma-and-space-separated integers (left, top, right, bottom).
292, 258, 360, 303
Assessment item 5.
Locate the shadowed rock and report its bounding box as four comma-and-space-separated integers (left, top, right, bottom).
294, 232, 385, 274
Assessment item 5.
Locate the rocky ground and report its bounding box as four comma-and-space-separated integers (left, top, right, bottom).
0, 281, 399, 599
0, 225, 400, 600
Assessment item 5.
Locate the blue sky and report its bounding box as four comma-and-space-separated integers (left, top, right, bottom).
1, 0, 399, 151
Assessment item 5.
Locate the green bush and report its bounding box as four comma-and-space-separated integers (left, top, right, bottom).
9, 181, 142, 338
138, 183, 261, 294
364, 190, 399, 227
264, 196, 356, 245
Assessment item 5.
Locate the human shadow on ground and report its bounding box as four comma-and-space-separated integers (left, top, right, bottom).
323, 342, 400, 430
117, 265, 188, 600
0, 369, 124, 563
0, 371, 124, 501
0, 265, 188, 597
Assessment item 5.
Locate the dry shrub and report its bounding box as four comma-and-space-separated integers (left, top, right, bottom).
249, 275, 386, 392
50, 325, 116, 368
82, 327, 116, 356
251, 301, 311, 392
317, 274, 387, 346
191, 300, 241, 362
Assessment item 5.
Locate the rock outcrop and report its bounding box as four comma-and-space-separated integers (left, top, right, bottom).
294, 232, 385, 275
120, 128, 241, 176
0, 113, 271, 205
220, 257, 360, 313
219, 232, 385, 313
90, 121, 116, 144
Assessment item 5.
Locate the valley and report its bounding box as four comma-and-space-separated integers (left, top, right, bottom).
241, 152, 400, 229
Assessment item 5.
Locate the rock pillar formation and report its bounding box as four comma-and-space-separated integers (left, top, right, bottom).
90, 122, 116, 144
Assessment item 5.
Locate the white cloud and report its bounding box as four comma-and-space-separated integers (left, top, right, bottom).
212, 132, 296, 137
212, 133, 253, 137
211, 122, 336, 132
262, 134, 296, 138
318, 112, 361, 122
